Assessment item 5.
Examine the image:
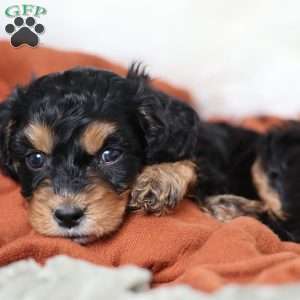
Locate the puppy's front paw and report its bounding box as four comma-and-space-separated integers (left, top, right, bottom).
204, 194, 265, 223
129, 162, 195, 215
129, 169, 182, 215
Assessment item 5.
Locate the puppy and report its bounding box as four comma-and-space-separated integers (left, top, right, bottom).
205, 121, 300, 242
253, 121, 300, 241
0, 65, 241, 243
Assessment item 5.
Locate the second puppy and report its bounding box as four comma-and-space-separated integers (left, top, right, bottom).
205, 121, 300, 242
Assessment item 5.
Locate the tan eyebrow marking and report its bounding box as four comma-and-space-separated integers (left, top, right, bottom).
80, 121, 116, 155
24, 122, 54, 154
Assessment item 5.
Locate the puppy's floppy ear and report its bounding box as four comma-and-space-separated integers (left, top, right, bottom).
127, 63, 170, 159
0, 97, 18, 180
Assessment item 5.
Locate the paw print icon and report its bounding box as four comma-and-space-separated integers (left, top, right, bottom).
5, 16, 45, 48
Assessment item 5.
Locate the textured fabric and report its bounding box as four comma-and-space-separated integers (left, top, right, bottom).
0, 40, 300, 293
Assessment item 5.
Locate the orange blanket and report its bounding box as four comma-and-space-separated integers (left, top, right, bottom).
0, 40, 300, 293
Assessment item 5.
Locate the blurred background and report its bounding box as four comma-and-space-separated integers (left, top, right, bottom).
0, 0, 299, 118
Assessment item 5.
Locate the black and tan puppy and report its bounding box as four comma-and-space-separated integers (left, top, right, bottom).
252, 122, 300, 241
205, 121, 300, 242
0, 65, 249, 244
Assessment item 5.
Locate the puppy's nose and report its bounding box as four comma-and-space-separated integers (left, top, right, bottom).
54, 205, 84, 228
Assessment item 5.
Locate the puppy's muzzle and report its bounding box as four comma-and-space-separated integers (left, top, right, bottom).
53, 204, 84, 229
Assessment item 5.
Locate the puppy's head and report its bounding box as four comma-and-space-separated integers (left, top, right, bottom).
0, 66, 166, 243
252, 121, 300, 238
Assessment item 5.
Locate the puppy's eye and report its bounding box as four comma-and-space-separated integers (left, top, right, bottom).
26, 152, 46, 170
100, 149, 123, 164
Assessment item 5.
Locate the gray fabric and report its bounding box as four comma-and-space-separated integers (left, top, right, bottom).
0, 255, 299, 299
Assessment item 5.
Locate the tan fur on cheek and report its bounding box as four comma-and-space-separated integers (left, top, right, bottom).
24, 122, 54, 154
251, 158, 285, 220
80, 121, 116, 155
29, 186, 62, 236
81, 185, 128, 237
